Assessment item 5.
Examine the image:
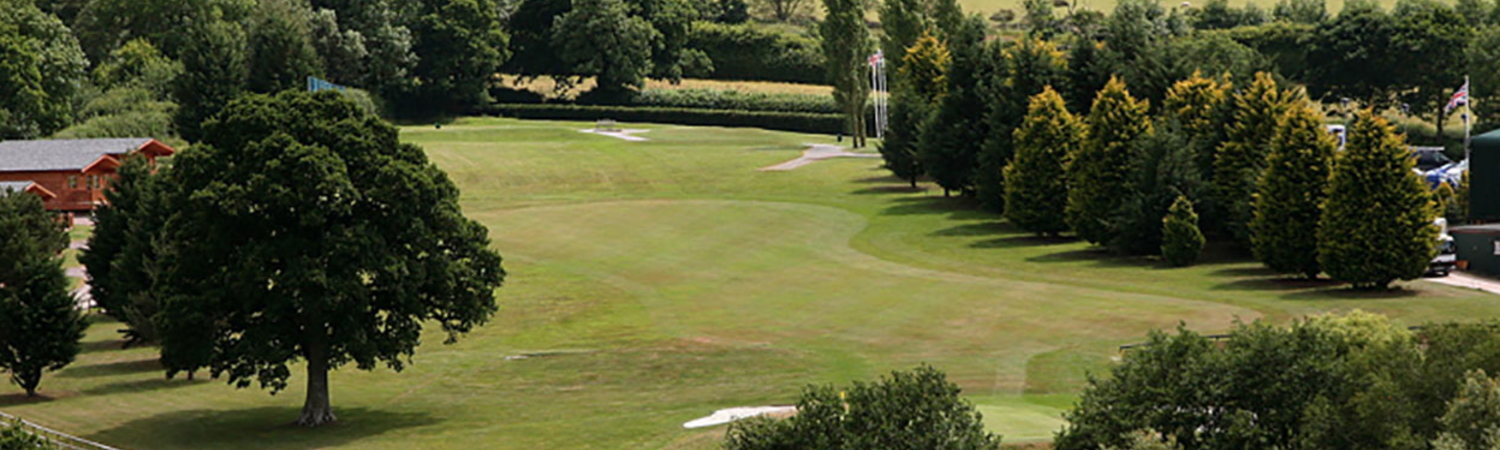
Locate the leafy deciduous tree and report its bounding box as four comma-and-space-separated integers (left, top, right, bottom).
154, 91, 506, 426
821, 0, 873, 148
553, 0, 656, 93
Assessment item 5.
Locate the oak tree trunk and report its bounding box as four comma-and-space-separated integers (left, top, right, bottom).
14, 370, 40, 397
297, 342, 336, 427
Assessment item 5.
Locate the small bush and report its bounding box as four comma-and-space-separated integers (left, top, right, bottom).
1161, 196, 1205, 266
484, 103, 845, 134
725, 365, 1001, 450
0, 421, 56, 450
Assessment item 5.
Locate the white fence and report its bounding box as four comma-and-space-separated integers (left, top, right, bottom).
0, 410, 123, 450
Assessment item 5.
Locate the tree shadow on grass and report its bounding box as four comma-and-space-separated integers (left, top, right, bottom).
1281, 286, 1419, 301
878, 195, 985, 217
1025, 247, 1160, 269
60, 358, 162, 379
851, 185, 928, 195
87, 407, 438, 450
79, 339, 128, 354
1213, 275, 1343, 292
81, 377, 203, 396
0, 393, 60, 407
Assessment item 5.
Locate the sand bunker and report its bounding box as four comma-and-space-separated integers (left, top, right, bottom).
683, 406, 797, 429
578, 129, 650, 141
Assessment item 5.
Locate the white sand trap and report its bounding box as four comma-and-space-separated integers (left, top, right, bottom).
683, 406, 797, 429
760, 143, 880, 171
579, 128, 650, 141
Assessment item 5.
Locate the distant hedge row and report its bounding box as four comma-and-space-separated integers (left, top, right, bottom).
484, 104, 846, 134
578, 88, 838, 114
687, 22, 826, 85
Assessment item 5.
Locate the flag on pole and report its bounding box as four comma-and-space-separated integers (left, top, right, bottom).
1446, 80, 1470, 113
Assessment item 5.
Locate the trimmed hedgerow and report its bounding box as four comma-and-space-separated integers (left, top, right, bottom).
576, 88, 838, 114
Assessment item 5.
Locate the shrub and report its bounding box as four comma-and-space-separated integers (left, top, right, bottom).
0, 421, 56, 450
1318, 111, 1437, 290
687, 21, 825, 84
484, 103, 846, 134
725, 365, 1001, 450
1161, 195, 1205, 266
576, 88, 837, 114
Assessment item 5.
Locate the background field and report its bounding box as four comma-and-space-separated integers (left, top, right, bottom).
3, 117, 1497, 450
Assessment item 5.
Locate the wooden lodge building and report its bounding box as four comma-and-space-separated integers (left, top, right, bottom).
0, 138, 176, 219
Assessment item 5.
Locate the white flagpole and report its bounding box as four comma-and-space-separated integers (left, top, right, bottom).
1466, 75, 1472, 163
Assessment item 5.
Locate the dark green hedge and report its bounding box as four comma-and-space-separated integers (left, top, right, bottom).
576, 88, 838, 114
687, 22, 826, 85
484, 103, 846, 134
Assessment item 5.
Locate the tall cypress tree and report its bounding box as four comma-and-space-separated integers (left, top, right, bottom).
916, 16, 992, 197
976, 36, 1068, 213
1250, 100, 1337, 279
1318, 111, 1437, 290
1213, 72, 1294, 248
1068, 76, 1153, 245
1004, 86, 1080, 236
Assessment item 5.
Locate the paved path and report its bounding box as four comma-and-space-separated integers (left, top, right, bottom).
759, 143, 880, 171
66, 239, 92, 309
1427, 271, 1500, 296
578, 129, 650, 141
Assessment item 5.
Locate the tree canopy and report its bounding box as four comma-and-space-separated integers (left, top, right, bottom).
153, 91, 506, 426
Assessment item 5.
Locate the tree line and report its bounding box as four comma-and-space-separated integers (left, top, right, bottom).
864, 0, 1446, 288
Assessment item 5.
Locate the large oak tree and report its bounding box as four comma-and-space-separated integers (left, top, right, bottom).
155, 91, 505, 426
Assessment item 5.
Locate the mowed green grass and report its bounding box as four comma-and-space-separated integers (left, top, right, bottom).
4, 117, 1498, 450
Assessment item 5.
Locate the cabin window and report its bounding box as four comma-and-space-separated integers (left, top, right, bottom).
67, 176, 77, 188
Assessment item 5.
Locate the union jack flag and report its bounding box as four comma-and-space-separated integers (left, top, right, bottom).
868, 51, 883, 66
1446, 81, 1469, 113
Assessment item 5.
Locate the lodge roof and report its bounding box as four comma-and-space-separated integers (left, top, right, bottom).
0, 181, 34, 192
0, 138, 157, 172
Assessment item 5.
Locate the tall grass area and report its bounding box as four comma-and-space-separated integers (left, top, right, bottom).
4, 117, 1497, 450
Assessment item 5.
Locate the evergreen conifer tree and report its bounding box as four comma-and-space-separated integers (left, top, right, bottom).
1067, 76, 1153, 245
1213, 72, 1294, 247
977, 36, 1068, 212
1162, 195, 1205, 266
1004, 86, 1080, 236
0, 191, 85, 397
1318, 111, 1438, 290
1250, 100, 1336, 279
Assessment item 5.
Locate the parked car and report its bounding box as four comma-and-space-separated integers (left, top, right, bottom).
1423, 159, 1468, 189
1430, 218, 1457, 277
1412, 147, 1453, 172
